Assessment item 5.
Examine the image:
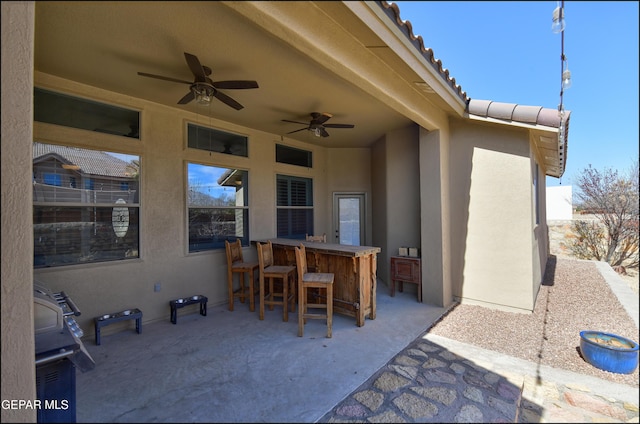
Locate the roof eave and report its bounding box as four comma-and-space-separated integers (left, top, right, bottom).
466, 100, 570, 178
374, 1, 469, 112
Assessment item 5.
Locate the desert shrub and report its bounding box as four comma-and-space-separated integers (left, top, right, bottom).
570, 160, 639, 268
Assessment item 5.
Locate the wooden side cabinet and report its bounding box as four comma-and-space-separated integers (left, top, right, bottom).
390, 256, 422, 302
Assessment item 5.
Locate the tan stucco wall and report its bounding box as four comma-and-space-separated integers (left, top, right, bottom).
385, 126, 421, 285
370, 125, 421, 288
449, 119, 543, 312
369, 124, 454, 308
1, 3, 37, 422
419, 127, 453, 308
371, 135, 388, 277
532, 158, 549, 306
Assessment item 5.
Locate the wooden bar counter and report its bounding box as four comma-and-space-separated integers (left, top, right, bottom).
256, 239, 381, 327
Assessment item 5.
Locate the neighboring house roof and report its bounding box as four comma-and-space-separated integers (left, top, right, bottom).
33, 142, 133, 178
217, 168, 244, 187
379, 1, 469, 104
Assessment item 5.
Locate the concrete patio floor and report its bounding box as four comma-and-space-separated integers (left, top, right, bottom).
76, 282, 446, 423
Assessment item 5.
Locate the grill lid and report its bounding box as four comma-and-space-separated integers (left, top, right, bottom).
34, 280, 95, 372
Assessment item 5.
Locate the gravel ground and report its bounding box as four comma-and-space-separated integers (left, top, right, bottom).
427, 257, 639, 387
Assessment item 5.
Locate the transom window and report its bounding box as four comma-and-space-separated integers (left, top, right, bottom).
276, 144, 312, 167
34, 87, 140, 139
33, 142, 140, 268
276, 174, 313, 239
187, 123, 247, 157
187, 163, 249, 251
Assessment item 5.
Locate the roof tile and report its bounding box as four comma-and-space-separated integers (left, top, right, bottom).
467, 99, 492, 117
379, 1, 469, 104
512, 105, 543, 124
487, 102, 517, 120
537, 108, 562, 127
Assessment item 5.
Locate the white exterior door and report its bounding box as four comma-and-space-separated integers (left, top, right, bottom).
333, 193, 365, 245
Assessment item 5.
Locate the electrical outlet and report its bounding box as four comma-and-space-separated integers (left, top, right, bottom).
154, 282, 161, 292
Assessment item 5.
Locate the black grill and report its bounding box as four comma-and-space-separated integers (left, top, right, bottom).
34, 281, 94, 423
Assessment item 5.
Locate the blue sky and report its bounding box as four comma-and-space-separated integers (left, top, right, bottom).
187, 163, 233, 198
394, 1, 639, 187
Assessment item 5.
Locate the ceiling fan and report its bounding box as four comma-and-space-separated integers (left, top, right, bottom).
282, 112, 355, 138
137, 52, 259, 110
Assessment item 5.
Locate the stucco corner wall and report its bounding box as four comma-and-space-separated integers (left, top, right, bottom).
449, 120, 536, 312
419, 127, 451, 308
369, 124, 423, 290
1, 2, 37, 422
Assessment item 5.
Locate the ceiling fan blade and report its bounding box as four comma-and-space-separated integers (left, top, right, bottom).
311, 112, 332, 125
320, 128, 330, 137
177, 91, 195, 105
213, 90, 243, 110
287, 127, 308, 135
137, 72, 192, 85
324, 123, 355, 129
213, 80, 259, 90
282, 119, 310, 125
184, 52, 207, 81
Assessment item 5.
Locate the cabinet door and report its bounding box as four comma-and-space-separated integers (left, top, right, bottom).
393, 258, 418, 282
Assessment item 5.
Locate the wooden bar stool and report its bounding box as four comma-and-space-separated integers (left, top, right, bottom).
305, 233, 325, 271
225, 240, 259, 312
256, 241, 296, 322
294, 243, 334, 338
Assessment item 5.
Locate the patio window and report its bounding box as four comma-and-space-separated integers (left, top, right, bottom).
33, 142, 140, 268
276, 174, 313, 239
187, 123, 248, 157
276, 144, 312, 167
34, 87, 140, 139
187, 163, 249, 251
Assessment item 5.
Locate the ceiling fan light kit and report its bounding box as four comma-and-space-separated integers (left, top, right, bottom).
192, 83, 215, 105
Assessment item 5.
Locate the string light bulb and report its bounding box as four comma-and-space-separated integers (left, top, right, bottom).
554, 0, 569, 152
562, 64, 572, 90
552, 3, 565, 33
555, 1, 570, 116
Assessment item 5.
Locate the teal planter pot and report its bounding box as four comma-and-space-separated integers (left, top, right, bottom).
580, 331, 639, 374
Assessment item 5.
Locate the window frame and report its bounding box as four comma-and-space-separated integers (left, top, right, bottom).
34, 87, 141, 139
275, 143, 313, 168
275, 174, 314, 239
186, 122, 248, 157
33, 142, 141, 268
186, 161, 250, 252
